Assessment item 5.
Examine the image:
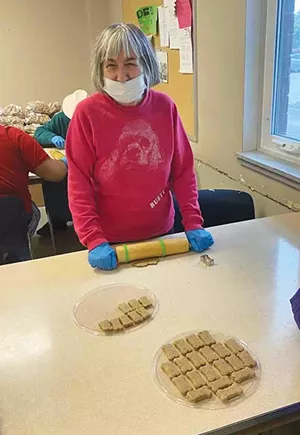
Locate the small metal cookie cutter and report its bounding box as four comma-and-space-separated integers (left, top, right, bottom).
200, 254, 214, 267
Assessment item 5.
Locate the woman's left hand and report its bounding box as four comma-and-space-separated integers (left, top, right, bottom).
186, 229, 214, 252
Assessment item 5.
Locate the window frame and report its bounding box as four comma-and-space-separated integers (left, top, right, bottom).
244, 0, 300, 166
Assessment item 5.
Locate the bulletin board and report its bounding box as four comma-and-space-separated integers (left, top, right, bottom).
122, 0, 197, 140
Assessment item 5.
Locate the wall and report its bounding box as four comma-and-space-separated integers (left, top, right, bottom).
0, 0, 122, 107
194, 0, 299, 218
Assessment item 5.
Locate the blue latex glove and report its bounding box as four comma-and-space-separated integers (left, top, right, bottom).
61, 157, 68, 168
186, 229, 214, 252
88, 243, 117, 271
51, 135, 65, 149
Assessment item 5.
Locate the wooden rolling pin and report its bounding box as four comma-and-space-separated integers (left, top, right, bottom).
115, 237, 190, 264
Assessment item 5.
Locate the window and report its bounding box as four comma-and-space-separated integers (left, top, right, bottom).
261, 0, 300, 164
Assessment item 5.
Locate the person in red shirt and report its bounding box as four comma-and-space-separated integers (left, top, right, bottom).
0, 125, 67, 262
66, 23, 214, 271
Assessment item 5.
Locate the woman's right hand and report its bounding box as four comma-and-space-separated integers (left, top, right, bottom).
88, 243, 118, 270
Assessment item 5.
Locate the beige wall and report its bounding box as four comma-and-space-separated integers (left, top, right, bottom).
0, 0, 123, 107
194, 0, 298, 218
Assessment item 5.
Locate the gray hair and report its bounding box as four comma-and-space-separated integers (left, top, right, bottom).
91, 23, 160, 92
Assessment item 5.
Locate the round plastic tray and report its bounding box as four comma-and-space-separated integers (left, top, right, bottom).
153, 330, 261, 409
73, 283, 158, 336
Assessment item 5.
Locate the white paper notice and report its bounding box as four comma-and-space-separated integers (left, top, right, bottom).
156, 51, 168, 83
169, 15, 180, 49
179, 27, 193, 73
158, 6, 169, 47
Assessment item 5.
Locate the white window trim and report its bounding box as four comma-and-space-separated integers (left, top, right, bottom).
238, 0, 300, 190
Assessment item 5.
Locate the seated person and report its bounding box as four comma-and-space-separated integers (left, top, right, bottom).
0, 125, 67, 261
34, 90, 87, 235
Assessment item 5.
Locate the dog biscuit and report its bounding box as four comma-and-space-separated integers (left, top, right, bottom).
174, 356, 193, 374
187, 386, 212, 403
98, 320, 113, 332
213, 359, 234, 376
185, 334, 204, 350
238, 350, 257, 368
127, 310, 143, 324
135, 306, 151, 320
161, 362, 181, 379
162, 344, 180, 361
138, 296, 153, 308
226, 354, 245, 371
119, 314, 134, 328
212, 343, 231, 358
128, 299, 142, 310
198, 330, 216, 346
186, 351, 206, 368
200, 346, 219, 364
231, 367, 256, 383
118, 302, 131, 314
186, 370, 207, 389
225, 339, 244, 354
172, 375, 193, 396
173, 339, 193, 355
208, 376, 233, 393
200, 365, 220, 382
110, 318, 124, 332
216, 384, 243, 402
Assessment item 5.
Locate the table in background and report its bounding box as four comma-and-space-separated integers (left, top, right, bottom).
1, 213, 300, 435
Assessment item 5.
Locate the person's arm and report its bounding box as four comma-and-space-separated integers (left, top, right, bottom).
34, 158, 67, 182
34, 112, 69, 147
66, 108, 107, 250
7, 127, 67, 182
170, 104, 204, 230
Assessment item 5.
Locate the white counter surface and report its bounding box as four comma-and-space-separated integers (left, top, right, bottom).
1, 213, 300, 435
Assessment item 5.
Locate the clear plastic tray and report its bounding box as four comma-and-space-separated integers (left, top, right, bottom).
153, 330, 261, 409
73, 283, 158, 336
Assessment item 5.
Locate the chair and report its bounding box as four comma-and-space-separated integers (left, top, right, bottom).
0, 196, 31, 265
42, 178, 72, 254
173, 189, 255, 233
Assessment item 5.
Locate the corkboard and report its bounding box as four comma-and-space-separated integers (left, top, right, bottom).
122, 0, 196, 139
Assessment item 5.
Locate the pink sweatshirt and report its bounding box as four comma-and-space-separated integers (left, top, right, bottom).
66, 90, 203, 250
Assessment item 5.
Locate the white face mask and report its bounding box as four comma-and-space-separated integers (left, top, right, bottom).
103, 75, 146, 104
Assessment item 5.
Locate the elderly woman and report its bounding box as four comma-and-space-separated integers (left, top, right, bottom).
66, 23, 214, 270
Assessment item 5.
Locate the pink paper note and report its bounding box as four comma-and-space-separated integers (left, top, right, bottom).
176, 0, 192, 29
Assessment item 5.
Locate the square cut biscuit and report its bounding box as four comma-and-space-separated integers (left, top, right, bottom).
138, 296, 153, 308
118, 302, 131, 314
161, 362, 181, 379
226, 354, 245, 371
127, 311, 143, 324
186, 351, 206, 369
128, 299, 142, 310
173, 339, 193, 355
212, 343, 231, 358
224, 339, 244, 354
208, 376, 233, 393
186, 370, 207, 389
174, 356, 193, 374
237, 350, 257, 368
119, 314, 134, 328
172, 375, 193, 396
198, 330, 216, 346
216, 384, 243, 402
187, 386, 212, 403
162, 344, 181, 361
110, 318, 124, 332
185, 334, 204, 350
213, 359, 234, 376
200, 346, 219, 364
231, 367, 256, 383
99, 320, 113, 332
135, 306, 151, 320
200, 365, 220, 382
